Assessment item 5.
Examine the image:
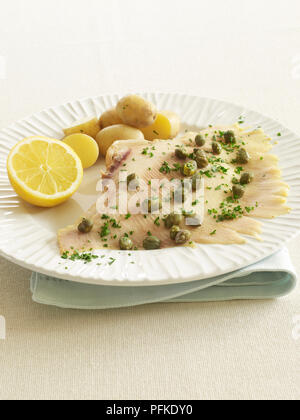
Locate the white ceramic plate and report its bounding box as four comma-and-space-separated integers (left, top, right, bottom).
0, 93, 300, 286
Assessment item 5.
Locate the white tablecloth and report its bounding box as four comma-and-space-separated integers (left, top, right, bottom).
0, 0, 299, 400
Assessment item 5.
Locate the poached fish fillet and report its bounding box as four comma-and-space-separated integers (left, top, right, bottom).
58, 125, 290, 253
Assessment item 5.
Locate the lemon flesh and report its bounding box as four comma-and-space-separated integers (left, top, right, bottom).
64, 134, 99, 169
7, 136, 83, 207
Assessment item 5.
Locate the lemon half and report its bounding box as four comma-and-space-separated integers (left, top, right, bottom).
7, 136, 83, 207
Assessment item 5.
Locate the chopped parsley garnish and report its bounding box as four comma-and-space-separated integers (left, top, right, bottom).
215, 165, 228, 175
200, 170, 214, 178
160, 161, 171, 174
100, 222, 110, 238
142, 147, 155, 158
61, 251, 99, 264
154, 217, 160, 226
217, 205, 243, 222
235, 167, 244, 175
208, 208, 218, 216
208, 156, 225, 164
207, 194, 254, 222
172, 163, 182, 172
99, 217, 122, 239
222, 143, 241, 153
111, 219, 121, 229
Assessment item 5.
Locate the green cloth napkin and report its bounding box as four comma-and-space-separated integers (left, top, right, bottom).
30, 248, 297, 309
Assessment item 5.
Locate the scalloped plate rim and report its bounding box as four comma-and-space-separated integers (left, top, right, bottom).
0, 92, 299, 287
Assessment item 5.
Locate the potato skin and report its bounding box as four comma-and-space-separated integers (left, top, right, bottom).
63, 117, 100, 139
116, 95, 157, 129
96, 124, 145, 156
99, 108, 123, 129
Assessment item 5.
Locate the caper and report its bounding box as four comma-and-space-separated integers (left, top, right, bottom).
78, 218, 93, 234
191, 172, 202, 191
232, 177, 240, 185
194, 150, 208, 169
175, 148, 188, 160
240, 172, 254, 185
236, 148, 250, 164
164, 213, 183, 229
170, 225, 181, 241
127, 173, 139, 189
232, 185, 245, 199
185, 214, 202, 227
119, 237, 133, 251
212, 141, 222, 155
181, 160, 197, 177
195, 134, 206, 147
175, 230, 192, 245
224, 130, 236, 144
143, 236, 161, 250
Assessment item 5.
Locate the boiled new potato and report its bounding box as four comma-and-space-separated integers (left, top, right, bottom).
141, 111, 181, 141
63, 117, 100, 139
99, 108, 123, 129
116, 95, 157, 128
96, 124, 144, 156
64, 134, 99, 169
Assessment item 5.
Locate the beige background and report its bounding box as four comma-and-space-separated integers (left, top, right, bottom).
0, 0, 299, 400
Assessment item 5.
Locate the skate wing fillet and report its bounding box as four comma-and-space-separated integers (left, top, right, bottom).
58, 125, 290, 253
